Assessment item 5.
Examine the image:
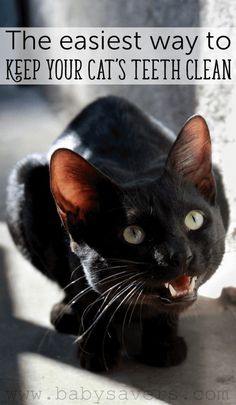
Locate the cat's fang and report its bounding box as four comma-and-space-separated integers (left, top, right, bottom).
168, 284, 178, 297
189, 276, 197, 292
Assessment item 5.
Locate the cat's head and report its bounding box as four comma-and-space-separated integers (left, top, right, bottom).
50, 115, 226, 312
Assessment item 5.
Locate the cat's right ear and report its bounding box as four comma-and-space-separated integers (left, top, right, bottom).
50, 148, 121, 227
165, 115, 216, 203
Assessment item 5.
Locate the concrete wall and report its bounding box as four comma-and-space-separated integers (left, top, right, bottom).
26, 0, 200, 131
24, 0, 236, 147
0, 0, 17, 26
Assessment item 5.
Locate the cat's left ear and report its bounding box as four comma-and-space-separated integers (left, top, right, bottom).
50, 148, 121, 226
165, 115, 216, 203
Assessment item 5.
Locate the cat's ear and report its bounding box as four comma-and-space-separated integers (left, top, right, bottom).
50, 148, 120, 226
165, 115, 216, 203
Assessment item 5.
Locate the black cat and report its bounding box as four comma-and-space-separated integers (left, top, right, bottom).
7, 96, 229, 371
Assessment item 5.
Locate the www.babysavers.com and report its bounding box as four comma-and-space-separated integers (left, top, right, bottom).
3, 386, 230, 403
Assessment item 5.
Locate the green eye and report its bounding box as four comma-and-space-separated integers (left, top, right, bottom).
185, 210, 204, 230
123, 225, 145, 245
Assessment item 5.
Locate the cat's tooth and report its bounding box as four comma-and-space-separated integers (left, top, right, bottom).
164, 283, 169, 289
189, 276, 197, 292
169, 284, 177, 297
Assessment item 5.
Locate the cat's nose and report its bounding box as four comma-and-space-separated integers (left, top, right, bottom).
169, 251, 193, 269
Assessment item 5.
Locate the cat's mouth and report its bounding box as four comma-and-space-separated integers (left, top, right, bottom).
151, 274, 198, 304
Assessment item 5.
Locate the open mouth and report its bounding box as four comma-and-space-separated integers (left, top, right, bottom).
164, 274, 197, 298
151, 274, 198, 305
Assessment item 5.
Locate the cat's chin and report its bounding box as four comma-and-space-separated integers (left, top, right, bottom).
143, 292, 197, 313
146, 291, 197, 311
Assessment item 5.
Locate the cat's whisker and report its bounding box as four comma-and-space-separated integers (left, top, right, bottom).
52, 285, 94, 327
63, 274, 129, 323
67, 262, 130, 290
36, 329, 53, 353
69, 263, 140, 287
61, 271, 144, 328
64, 274, 86, 291
75, 276, 142, 344
106, 257, 148, 266
92, 272, 145, 316
120, 284, 141, 352
120, 281, 144, 358
79, 277, 130, 332
96, 270, 139, 287
128, 282, 145, 328
70, 263, 84, 280
76, 282, 129, 346
78, 274, 140, 336
65, 269, 128, 292
101, 270, 145, 287
101, 264, 136, 270
139, 294, 145, 331
101, 281, 142, 370
94, 264, 135, 272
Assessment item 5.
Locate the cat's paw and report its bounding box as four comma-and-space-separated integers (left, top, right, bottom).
78, 333, 120, 372
50, 302, 79, 335
140, 336, 187, 367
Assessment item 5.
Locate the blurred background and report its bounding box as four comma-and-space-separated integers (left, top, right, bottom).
1, 1, 236, 405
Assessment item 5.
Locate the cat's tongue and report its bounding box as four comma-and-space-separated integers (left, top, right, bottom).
165, 275, 197, 298
172, 275, 190, 290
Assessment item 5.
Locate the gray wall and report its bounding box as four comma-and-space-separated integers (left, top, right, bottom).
26, 0, 200, 131
0, 0, 17, 26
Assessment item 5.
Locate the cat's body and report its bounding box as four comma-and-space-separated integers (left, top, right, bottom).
7, 96, 229, 371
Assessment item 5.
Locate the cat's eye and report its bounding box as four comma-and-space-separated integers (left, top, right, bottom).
123, 225, 145, 245
184, 210, 204, 230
